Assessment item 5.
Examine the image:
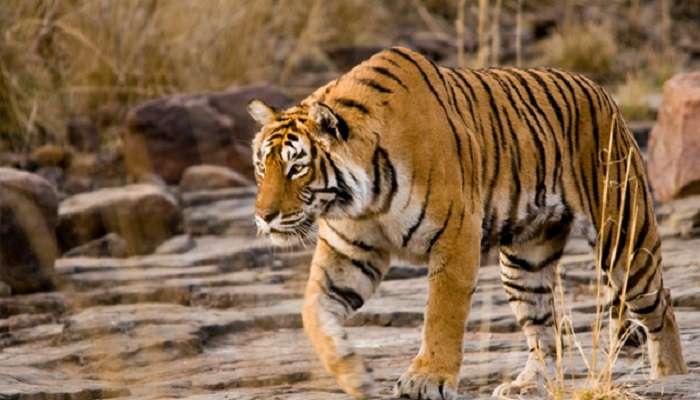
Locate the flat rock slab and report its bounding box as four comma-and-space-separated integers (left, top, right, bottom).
2, 194, 700, 399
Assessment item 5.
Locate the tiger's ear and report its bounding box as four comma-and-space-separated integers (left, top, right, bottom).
310, 102, 349, 142
247, 99, 277, 126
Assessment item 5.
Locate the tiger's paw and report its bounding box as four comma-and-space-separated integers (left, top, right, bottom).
334, 354, 378, 399
394, 368, 458, 400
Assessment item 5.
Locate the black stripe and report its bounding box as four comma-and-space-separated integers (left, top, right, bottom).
518, 311, 553, 327
626, 253, 656, 296
402, 168, 432, 247
527, 70, 565, 191
378, 55, 403, 69
357, 78, 392, 93
450, 69, 484, 137
370, 65, 408, 90
320, 237, 380, 282
503, 69, 559, 203
548, 68, 590, 218
323, 270, 364, 311
427, 202, 453, 253
569, 74, 601, 223
319, 155, 328, 188
497, 71, 548, 207
446, 71, 480, 195
377, 145, 398, 214
481, 211, 498, 253
501, 103, 522, 244
335, 113, 350, 141
371, 146, 383, 198
611, 174, 634, 271
502, 248, 564, 272
389, 47, 466, 191
325, 156, 353, 206
335, 98, 369, 114
326, 222, 376, 253
630, 290, 661, 315
507, 294, 537, 305
472, 72, 508, 218
539, 70, 573, 204
501, 276, 552, 294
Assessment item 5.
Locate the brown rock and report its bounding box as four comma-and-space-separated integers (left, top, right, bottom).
0, 168, 58, 294
66, 117, 100, 152
180, 164, 254, 193
123, 85, 291, 184
63, 150, 127, 195
30, 144, 71, 169
57, 184, 182, 255
648, 72, 700, 202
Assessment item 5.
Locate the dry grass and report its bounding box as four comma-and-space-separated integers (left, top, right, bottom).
535, 23, 619, 81
0, 1, 693, 152
0, 0, 398, 150
544, 117, 647, 400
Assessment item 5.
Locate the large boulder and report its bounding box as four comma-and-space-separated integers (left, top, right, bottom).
179, 164, 253, 193
123, 85, 291, 184
648, 72, 700, 203
57, 184, 182, 255
0, 168, 58, 294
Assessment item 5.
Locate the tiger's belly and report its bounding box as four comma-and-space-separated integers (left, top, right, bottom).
479, 192, 575, 252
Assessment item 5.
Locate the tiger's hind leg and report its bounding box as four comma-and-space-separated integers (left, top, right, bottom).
605, 286, 647, 349
493, 219, 572, 397
606, 225, 688, 378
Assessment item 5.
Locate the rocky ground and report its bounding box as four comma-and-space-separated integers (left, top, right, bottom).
1, 186, 699, 400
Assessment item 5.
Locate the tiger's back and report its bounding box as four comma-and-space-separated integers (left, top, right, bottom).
249, 47, 687, 399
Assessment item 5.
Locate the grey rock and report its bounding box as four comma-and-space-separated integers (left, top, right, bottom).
155, 234, 196, 255
2, 193, 700, 399
657, 195, 700, 239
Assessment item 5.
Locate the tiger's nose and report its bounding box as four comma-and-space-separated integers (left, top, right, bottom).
256, 209, 279, 223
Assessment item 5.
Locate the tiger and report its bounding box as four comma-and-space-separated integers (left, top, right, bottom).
247, 47, 687, 399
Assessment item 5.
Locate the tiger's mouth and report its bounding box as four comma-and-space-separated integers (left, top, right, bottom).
263, 214, 317, 247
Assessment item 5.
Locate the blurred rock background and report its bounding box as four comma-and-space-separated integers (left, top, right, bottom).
1, 1, 700, 399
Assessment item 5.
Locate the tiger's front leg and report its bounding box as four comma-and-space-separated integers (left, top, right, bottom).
302, 223, 390, 399
395, 215, 480, 400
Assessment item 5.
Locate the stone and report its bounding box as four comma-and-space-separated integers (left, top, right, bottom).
63, 233, 128, 258
30, 144, 71, 169
648, 72, 700, 202
57, 184, 182, 255
179, 165, 253, 193
155, 234, 196, 255
2, 187, 700, 399
0, 168, 58, 294
123, 85, 291, 184
66, 116, 100, 152
657, 195, 700, 239
35, 166, 64, 191
64, 151, 128, 195
0, 281, 11, 297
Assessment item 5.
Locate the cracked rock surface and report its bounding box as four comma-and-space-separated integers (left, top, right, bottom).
1, 188, 699, 399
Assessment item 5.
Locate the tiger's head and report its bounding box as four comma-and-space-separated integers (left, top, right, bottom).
248, 99, 364, 246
